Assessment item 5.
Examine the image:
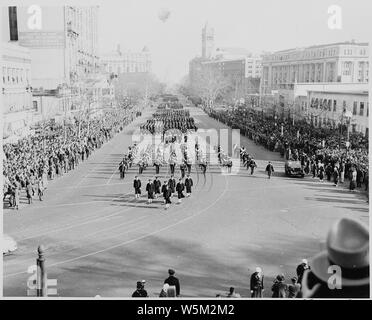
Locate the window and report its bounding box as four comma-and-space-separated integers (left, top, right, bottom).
353, 101, 358, 115
343, 100, 347, 112
367, 103, 369, 117
8, 7, 18, 41
333, 100, 337, 112
2, 67, 5, 83
360, 102, 364, 116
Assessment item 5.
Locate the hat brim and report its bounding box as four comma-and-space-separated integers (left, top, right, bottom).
311, 251, 370, 287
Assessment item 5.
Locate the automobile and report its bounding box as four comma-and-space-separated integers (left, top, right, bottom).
3, 234, 17, 255
285, 160, 305, 177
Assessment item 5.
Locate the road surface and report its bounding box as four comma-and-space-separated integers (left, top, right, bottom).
3, 106, 368, 297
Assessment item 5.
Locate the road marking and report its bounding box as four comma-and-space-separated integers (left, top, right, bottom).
4, 175, 229, 277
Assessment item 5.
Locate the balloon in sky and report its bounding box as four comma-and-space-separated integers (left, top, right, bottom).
158, 8, 171, 22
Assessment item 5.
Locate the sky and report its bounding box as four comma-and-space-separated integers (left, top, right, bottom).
7, 0, 371, 84
95, 0, 371, 84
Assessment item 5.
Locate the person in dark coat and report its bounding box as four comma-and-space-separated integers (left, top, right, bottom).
26, 180, 33, 204
185, 174, 193, 197
133, 176, 141, 199
318, 164, 325, 182
249, 158, 257, 175
164, 269, 180, 297
163, 183, 172, 210
296, 259, 311, 285
180, 163, 186, 179
168, 175, 176, 195
271, 274, 288, 298
288, 277, 301, 298
154, 177, 161, 199
146, 179, 155, 204
132, 281, 148, 298
333, 167, 339, 187
250, 267, 264, 298
176, 178, 185, 204
161, 181, 168, 204
118, 158, 126, 179
265, 161, 274, 179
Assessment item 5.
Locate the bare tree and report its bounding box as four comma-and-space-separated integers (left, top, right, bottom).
194, 67, 231, 108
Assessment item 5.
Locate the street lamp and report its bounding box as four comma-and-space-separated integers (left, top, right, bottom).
344, 110, 352, 148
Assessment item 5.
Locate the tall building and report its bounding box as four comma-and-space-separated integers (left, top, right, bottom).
3, 6, 101, 121
261, 41, 369, 95
101, 45, 151, 75
1, 42, 33, 141
201, 22, 214, 59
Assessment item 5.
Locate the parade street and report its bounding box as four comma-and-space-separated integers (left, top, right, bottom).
3, 105, 368, 297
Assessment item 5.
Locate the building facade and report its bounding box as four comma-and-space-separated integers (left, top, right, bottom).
101, 45, 151, 75
290, 83, 369, 136
3, 6, 101, 122
261, 41, 369, 95
2, 42, 34, 140
201, 56, 262, 96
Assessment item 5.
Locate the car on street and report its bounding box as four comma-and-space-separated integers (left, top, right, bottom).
285, 160, 305, 177
3, 234, 17, 255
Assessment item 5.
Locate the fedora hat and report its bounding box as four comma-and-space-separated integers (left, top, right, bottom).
310, 218, 369, 286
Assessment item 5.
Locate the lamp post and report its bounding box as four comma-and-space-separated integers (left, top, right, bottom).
344, 110, 352, 149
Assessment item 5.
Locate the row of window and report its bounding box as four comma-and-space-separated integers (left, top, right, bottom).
311, 115, 367, 135
265, 46, 368, 62
2, 67, 30, 86
309, 98, 369, 117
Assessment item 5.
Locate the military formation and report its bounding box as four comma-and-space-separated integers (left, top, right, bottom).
140, 110, 197, 135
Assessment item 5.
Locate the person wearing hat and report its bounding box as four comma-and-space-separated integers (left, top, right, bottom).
133, 176, 141, 199
271, 274, 288, 298
131, 281, 148, 297
265, 161, 274, 179
154, 176, 161, 199
296, 258, 311, 285
146, 179, 155, 204
288, 277, 301, 298
168, 175, 176, 196
164, 269, 180, 297
301, 218, 369, 298
250, 267, 264, 298
249, 158, 257, 175
176, 178, 185, 204
185, 174, 193, 197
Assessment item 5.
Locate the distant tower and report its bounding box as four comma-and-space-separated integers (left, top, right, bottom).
202, 22, 214, 59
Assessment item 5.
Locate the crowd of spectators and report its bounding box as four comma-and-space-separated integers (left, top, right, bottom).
205, 105, 368, 192
3, 107, 138, 209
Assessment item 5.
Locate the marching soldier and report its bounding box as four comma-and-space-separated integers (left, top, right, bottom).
161, 180, 168, 204
185, 174, 193, 197
168, 175, 176, 196
180, 162, 186, 179
249, 158, 257, 175
146, 179, 155, 204
154, 176, 161, 198
133, 176, 142, 199
199, 159, 207, 177
265, 161, 274, 179
162, 181, 172, 210
176, 178, 185, 204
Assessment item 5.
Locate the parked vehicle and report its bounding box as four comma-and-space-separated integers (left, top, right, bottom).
285, 160, 305, 177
